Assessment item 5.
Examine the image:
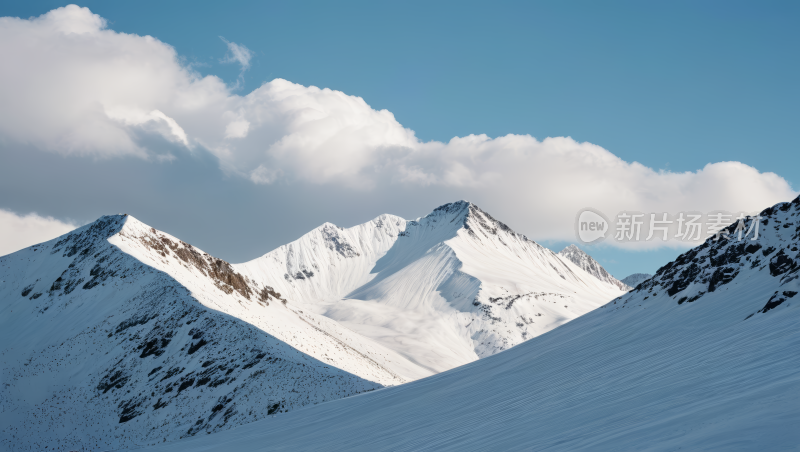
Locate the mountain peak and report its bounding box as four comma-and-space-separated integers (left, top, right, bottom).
561, 244, 584, 254
559, 244, 593, 262
558, 244, 630, 291
422, 200, 530, 243
1, 211, 397, 450
621, 273, 652, 289
428, 200, 473, 219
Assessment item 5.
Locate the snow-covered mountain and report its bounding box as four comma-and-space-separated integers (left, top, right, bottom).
237, 201, 627, 376
620, 272, 652, 288
0, 215, 411, 451
558, 244, 631, 291
133, 196, 800, 452
0, 201, 627, 450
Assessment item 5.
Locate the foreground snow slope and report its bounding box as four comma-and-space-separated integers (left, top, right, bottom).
237, 201, 625, 377
137, 196, 800, 451
0, 215, 410, 451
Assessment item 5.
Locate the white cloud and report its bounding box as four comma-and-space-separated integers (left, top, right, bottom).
224, 119, 250, 139
0, 5, 228, 158
106, 108, 190, 147
220, 37, 254, 72
0, 6, 796, 248
0, 209, 78, 256
249, 165, 281, 184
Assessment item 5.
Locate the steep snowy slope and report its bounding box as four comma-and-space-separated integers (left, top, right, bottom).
558, 244, 630, 290
134, 196, 800, 452
621, 272, 652, 288
0, 215, 409, 451
237, 202, 626, 376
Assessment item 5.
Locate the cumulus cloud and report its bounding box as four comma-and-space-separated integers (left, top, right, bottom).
0, 209, 78, 256
0, 5, 795, 248
419, 136, 794, 231
0, 5, 224, 158
224, 118, 250, 139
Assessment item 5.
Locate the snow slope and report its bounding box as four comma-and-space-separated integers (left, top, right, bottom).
621, 272, 652, 288
237, 201, 626, 377
558, 244, 630, 290
134, 196, 800, 451
0, 215, 411, 451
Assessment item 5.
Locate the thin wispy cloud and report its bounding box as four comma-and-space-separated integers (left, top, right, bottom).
220, 36, 254, 87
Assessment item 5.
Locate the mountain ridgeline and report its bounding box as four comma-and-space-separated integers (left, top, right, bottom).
1, 201, 629, 450
130, 196, 800, 452
0, 215, 404, 451
236, 201, 626, 375
557, 244, 631, 291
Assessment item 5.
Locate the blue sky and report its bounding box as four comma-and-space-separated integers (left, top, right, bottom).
16, 0, 793, 177
1, 1, 798, 278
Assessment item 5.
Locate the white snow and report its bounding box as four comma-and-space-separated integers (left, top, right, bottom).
0, 215, 406, 451
0, 200, 632, 450
236, 201, 626, 377
130, 196, 800, 451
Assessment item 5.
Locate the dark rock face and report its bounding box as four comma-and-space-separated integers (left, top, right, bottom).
759, 290, 798, 313
139, 232, 256, 300
631, 196, 800, 313
708, 267, 739, 293
769, 250, 797, 277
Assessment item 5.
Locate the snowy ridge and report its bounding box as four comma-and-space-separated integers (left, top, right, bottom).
0, 201, 629, 450
0, 215, 408, 451
133, 195, 800, 451
558, 244, 631, 291
238, 201, 626, 376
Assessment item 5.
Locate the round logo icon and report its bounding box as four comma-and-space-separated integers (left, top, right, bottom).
575, 208, 609, 244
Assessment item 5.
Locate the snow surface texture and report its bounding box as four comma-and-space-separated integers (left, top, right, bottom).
0, 215, 409, 451
558, 244, 631, 291
621, 272, 652, 288
0, 201, 625, 450
236, 201, 626, 377
131, 196, 800, 452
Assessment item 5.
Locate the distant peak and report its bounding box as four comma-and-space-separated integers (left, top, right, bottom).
429, 201, 504, 225
558, 244, 629, 291
416, 200, 537, 247
415, 201, 474, 227
316, 221, 340, 230
620, 273, 652, 288
84, 213, 132, 233
559, 244, 585, 255
431, 200, 473, 216
558, 244, 598, 265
